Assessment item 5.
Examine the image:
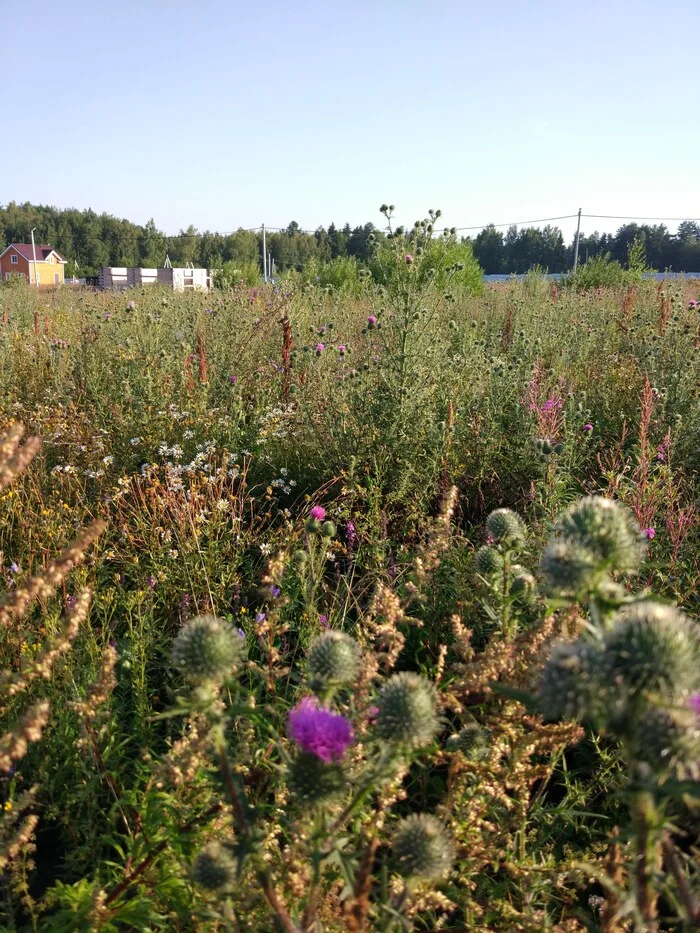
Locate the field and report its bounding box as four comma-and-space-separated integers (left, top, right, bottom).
0, 242, 699, 931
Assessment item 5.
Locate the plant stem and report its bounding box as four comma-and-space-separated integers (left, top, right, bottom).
633, 790, 659, 932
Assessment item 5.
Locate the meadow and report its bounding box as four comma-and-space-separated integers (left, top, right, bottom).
0, 229, 698, 931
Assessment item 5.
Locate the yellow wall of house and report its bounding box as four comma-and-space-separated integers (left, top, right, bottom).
28, 259, 65, 286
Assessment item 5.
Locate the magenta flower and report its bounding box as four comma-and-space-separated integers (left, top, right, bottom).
656, 444, 665, 462
689, 693, 700, 716
337, 344, 347, 355
405, 254, 414, 264
315, 342, 325, 353
228, 375, 238, 384
367, 315, 377, 327
583, 422, 594, 432
642, 527, 656, 540
287, 696, 353, 762
318, 613, 329, 630
689, 300, 698, 310
310, 505, 326, 522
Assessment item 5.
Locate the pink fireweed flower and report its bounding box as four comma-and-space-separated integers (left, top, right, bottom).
583, 423, 594, 432
287, 696, 353, 762
642, 527, 656, 540
310, 505, 326, 522
689, 693, 700, 716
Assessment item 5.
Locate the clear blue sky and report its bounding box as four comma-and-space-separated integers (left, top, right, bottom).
4, 0, 699, 242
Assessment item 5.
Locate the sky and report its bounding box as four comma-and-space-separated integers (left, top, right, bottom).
4, 0, 699, 243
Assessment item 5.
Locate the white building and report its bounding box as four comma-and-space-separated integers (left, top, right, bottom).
98, 266, 213, 291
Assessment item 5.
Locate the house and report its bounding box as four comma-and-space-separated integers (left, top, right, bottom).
0, 244, 67, 286
98, 266, 212, 291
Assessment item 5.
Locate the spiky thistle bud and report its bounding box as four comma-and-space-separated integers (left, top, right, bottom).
374, 672, 441, 748
554, 496, 643, 573
509, 564, 536, 599
485, 508, 526, 545
603, 601, 700, 699
446, 721, 489, 760
538, 638, 608, 722
307, 631, 360, 688
633, 706, 700, 775
191, 842, 237, 892
474, 545, 504, 577
391, 814, 454, 881
172, 615, 245, 685
286, 751, 346, 807
321, 521, 337, 539
539, 539, 600, 595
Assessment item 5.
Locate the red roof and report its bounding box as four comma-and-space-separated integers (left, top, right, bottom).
1, 243, 66, 263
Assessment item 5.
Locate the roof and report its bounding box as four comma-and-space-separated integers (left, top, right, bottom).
0, 243, 66, 263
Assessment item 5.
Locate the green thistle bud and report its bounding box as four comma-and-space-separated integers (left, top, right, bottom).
307, 631, 360, 687
509, 565, 536, 599
321, 521, 337, 539
391, 814, 454, 881
172, 615, 245, 685
294, 549, 309, 566
554, 496, 643, 573
191, 842, 237, 892
539, 539, 600, 595
486, 508, 526, 544
287, 751, 346, 807
306, 517, 322, 533
474, 545, 504, 577
446, 722, 489, 760
374, 672, 441, 747
603, 601, 700, 699
538, 638, 607, 722
633, 705, 700, 774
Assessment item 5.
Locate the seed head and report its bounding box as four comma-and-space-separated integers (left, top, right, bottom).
603, 601, 700, 699
191, 842, 237, 892
374, 672, 441, 748
538, 638, 607, 722
539, 539, 600, 595
485, 508, 526, 545
554, 496, 643, 573
391, 814, 454, 881
172, 615, 245, 685
307, 631, 360, 688
474, 545, 504, 577
286, 750, 347, 806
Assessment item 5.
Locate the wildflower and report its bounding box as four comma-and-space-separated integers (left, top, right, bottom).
337, 344, 347, 356
147, 574, 157, 590
318, 614, 330, 630
642, 527, 656, 540
129, 437, 141, 445
315, 342, 325, 354
228, 375, 238, 384
260, 542, 272, 555
583, 422, 594, 432
310, 506, 326, 522
9, 562, 19, 574
688, 300, 698, 310
367, 315, 377, 328
405, 253, 414, 264
656, 444, 665, 462
127, 300, 135, 310
689, 693, 700, 716
287, 696, 353, 762
255, 612, 266, 625
270, 585, 281, 598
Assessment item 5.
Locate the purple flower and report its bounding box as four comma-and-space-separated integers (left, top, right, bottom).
318, 614, 329, 630
65, 594, 77, 610
337, 344, 347, 355
287, 696, 353, 762
689, 693, 700, 716
656, 444, 665, 462
642, 527, 656, 540
367, 315, 377, 327
689, 300, 698, 310
9, 562, 19, 574
255, 611, 267, 625
228, 375, 238, 384
539, 398, 561, 413
236, 628, 246, 639
315, 342, 325, 353
270, 585, 281, 599
310, 505, 326, 522
583, 423, 593, 433
147, 574, 157, 590
205, 308, 214, 315
405, 253, 414, 264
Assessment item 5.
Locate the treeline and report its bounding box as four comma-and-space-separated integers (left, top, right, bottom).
2, 201, 699, 277
472, 221, 700, 274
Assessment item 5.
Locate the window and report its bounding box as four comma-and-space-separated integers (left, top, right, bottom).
10, 254, 18, 264
49, 254, 55, 264
5, 271, 26, 281
54, 272, 60, 284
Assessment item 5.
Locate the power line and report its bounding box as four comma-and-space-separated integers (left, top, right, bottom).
583, 213, 700, 222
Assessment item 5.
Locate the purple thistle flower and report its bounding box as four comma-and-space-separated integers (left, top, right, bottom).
318, 614, 329, 630
228, 375, 238, 384
689, 693, 700, 716
337, 344, 347, 355
583, 423, 593, 433
287, 696, 353, 762
367, 315, 377, 327
310, 505, 326, 522
642, 527, 656, 540
147, 574, 157, 590
315, 342, 325, 353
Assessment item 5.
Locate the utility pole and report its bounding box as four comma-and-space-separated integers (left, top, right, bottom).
262, 224, 267, 282
30, 228, 39, 287
572, 208, 582, 273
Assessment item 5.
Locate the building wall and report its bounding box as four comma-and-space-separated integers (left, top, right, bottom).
1, 249, 30, 282
30, 257, 65, 286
